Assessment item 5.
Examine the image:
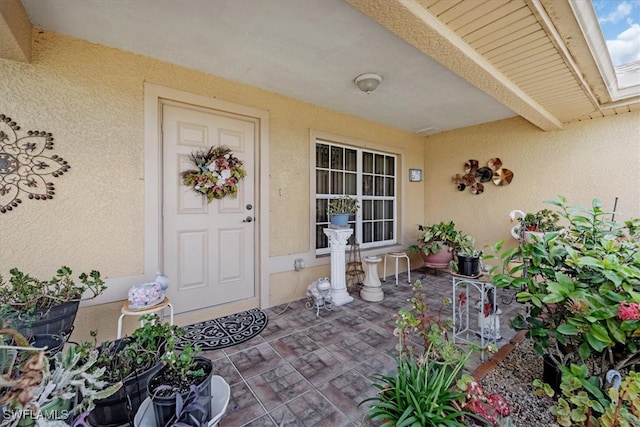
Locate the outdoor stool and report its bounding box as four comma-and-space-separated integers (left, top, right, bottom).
382, 251, 411, 286
116, 297, 174, 338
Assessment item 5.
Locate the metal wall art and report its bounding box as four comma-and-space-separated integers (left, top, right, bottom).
0, 114, 70, 213
452, 157, 513, 195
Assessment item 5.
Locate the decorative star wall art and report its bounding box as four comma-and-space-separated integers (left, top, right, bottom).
0, 114, 70, 213
452, 157, 513, 195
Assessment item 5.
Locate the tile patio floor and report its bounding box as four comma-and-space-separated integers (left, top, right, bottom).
203, 268, 521, 427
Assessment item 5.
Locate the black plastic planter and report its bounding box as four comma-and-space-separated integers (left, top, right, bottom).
457, 254, 480, 277
542, 355, 562, 394
148, 357, 213, 427
13, 301, 80, 339
89, 361, 163, 427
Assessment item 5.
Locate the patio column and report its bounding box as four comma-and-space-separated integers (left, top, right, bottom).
323, 228, 354, 306
360, 256, 383, 302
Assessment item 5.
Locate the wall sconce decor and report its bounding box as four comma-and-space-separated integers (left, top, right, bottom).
409, 168, 423, 182
452, 157, 513, 195
0, 114, 70, 213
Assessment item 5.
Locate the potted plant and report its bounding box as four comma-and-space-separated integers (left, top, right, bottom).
408, 220, 462, 268
489, 196, 640, 386
0, 266, 106, 340
359, 280, 510, 426
147, 340, 213, 426
0, 329, 122, 426
518, 208, 562, 242
327, 195, 359, 227
452, 232, 481, 276
534, 364, 640, 426
88, 315, 182, 427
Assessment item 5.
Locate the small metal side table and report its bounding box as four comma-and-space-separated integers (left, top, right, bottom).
451, 273, 499, 360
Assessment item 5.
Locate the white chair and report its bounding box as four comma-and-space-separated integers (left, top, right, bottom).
382, 251, 411, 286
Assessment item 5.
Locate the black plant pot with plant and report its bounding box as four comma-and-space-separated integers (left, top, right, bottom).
147, 343, 213, 427
0, 267, 106, 340
89, 316, 183, 427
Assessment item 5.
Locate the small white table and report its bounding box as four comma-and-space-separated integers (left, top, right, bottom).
116, 297, 174, 338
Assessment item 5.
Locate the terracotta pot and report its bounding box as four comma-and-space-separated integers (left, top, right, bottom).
420, 243, 453, 268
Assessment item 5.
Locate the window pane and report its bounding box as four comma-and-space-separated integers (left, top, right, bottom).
331, 171, 343, 194
384, 200, 394, 220
316, 225, 328, 249
385, 177, 395, 197
345, 172, 357, 195
345, 148, 357, 172
374, 200, 384, 219
363, 222, 373, 243
363, 152, 373, 173
375, 154, 385, 174
384, 221, 394, 240
363, 174, 373, 196
331, 146, 344, 170
316, 170, 328, 194
385, 156, 395, 176
363, 200, 373, 220
316, 144, 329, 168
374, 221, 383, 241
316, 199, 328, 222
374, 176, 384, 196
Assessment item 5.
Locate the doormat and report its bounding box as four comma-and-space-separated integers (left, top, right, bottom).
176, 307, 268, 351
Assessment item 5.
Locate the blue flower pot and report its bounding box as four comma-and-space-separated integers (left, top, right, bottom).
330, 214, 349, 227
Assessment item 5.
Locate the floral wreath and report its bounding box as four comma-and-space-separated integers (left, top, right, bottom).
181, 146, 247, 202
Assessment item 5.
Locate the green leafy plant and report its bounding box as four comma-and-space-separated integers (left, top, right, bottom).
360, 280, 510, 426
327, 195, 359, 215
360, 348, 478, 427
489, 196, 640, 375
0, 266, 106, 313
534, 364, 640, 426
408, 220, 463, 256
395, 280, 462, 362
520, 208, 562, 232
93, 314, 182, 384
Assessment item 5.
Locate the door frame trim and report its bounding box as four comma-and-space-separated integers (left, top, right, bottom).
143, 83, 270, 308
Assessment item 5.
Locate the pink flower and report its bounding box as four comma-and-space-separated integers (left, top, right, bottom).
618, 302, 640, 320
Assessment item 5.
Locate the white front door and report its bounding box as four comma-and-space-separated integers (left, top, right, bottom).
162, 103, 256, 313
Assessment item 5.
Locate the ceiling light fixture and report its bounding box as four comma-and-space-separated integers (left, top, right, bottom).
354, 73, 382, 94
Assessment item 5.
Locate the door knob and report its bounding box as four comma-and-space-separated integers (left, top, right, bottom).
242, 216, 253, 223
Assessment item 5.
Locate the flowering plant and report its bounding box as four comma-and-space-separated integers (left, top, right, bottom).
457, 375, 512, 425
181, 146, 247, 202
489, 197, 640, 377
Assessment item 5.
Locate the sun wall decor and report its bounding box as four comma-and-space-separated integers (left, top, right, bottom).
452, 157, 513, 195
0, 114, 70, 213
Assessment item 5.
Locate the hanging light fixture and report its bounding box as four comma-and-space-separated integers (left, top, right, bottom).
354, 73, 382, 94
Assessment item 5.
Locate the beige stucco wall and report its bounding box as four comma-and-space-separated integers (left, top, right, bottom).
422, 114, 640, 254
0, 30, 424, 312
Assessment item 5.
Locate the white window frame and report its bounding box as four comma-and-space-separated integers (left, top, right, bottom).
313, 137, 397, 256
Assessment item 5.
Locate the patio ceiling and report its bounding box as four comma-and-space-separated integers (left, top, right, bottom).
5, 0, 640, 135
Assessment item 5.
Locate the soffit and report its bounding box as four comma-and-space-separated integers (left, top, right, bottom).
350, 0, 639, 127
